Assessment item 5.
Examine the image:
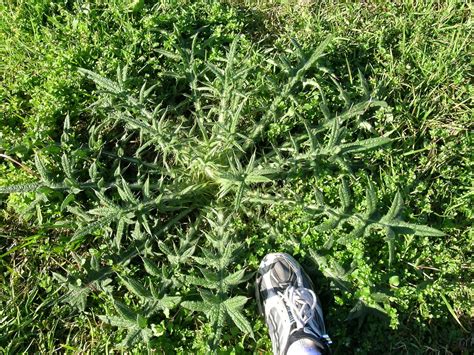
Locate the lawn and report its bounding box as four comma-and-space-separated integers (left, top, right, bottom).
0, 1, 472, 353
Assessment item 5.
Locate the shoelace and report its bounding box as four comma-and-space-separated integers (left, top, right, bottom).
282, 285, 317, 328
281, 286, 332, 346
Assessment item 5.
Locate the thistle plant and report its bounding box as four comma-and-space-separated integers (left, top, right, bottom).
0, 35, 443, 350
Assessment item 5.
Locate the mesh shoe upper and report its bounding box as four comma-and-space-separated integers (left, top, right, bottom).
256, 253, 332, 355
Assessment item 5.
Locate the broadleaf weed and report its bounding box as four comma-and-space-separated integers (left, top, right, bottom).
0, 35, 445, 350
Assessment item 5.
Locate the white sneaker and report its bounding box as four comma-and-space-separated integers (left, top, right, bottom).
256, 253, 332, 354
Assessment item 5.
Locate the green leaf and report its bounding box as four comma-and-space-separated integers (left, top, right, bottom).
60, 193, 75, 211
223, 296, 248, 310
245, 174, 272, 184
225, 306, 254, 338
383, 191, 403, 222
385, 226, 396, 267
340, 136, 391, 154
34, 153, 50, 183
365, 180, 377, 216
157, 295, 181, 310
181, 300, 209, 313
119, 275, 151, 299
61, 153, 73, 179
310, 250, 351, 292
117, 178, 138, 203
114, 300, 138, 322
389, 220, 445, 236
185, 275, 218, 289
0, 182, 44, 194
136, 314, 148, 329
63, 283, 90, 311
72, 214, 117, 242
120, 328, 142, 348
143, 176, 151, 198
389, 275, 400, 287
78, 68, 122, 94
339, 177, 351, 211
223, 268, 247, 287
440, 293, 469, 332
142, 257, 161, 277
98, 315, 136, 328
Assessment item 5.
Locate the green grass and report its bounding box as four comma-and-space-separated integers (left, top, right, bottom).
0, 0, 472, 353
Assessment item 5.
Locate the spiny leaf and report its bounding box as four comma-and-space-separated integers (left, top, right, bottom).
200, 289, 221, 305
339, 136, 392, 154
225, 306, 254, 338
119, 275, 152, 299
327, 117, 341, 148
385, 226, 396, 267
0, 182, 44, 194
61, 153, 73, 179
120, 328, 145, 348
114, 300, 138, 322
199, 268, 219, 283
297, 35, 332, 76
223, 268, 247, 287
314, 188, 325, 206
339, 177, 351, 211
78, 68, 122, 94
142, 257, 161, 277
245, 173, 272, 184
72, 214, 118, 241
365, 180, 377, 216
384, 191, 403, 222
61, 283, 90, 311
223, 296, 248, 310
389, 220, 445, 236
143, 176, 151, 198
98, 315, 136, 328
185, 275, 218, 289
117, 178, 138, 204
158, 241, 180, 265
63, 114, 71, 130
310, 250, 351, 292
208, 303, 226, 347
154, 295, 181, 311
181, 300, 210, 313
155, 48, 181, 61
358, 69, 370, 97
338, 222, 366, 245
334, 99, 387, 124
181, 245, 196, 260
316, 215, 342, 232
114, 218, 125, 250
34, 153, 50, 183
88, 161, 98, 180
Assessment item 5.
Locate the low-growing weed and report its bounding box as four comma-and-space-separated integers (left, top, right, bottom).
0, 35, 445, 352
1, 1, 472, 353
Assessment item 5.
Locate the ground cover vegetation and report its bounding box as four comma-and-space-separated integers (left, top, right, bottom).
0, 0, 472, 353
